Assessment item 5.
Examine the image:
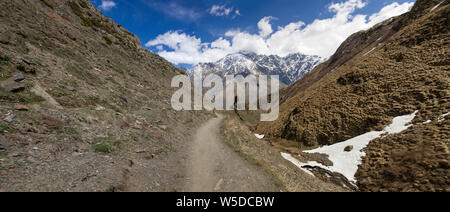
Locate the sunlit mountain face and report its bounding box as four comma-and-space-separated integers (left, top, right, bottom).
187, 51, 324, 86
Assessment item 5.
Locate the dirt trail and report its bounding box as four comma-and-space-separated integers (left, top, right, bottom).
184, 114, 280, 192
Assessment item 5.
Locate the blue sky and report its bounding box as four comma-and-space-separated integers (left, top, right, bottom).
90, 0, 415, 68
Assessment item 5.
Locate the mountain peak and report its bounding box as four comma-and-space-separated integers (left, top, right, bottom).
189, 52, 324, 85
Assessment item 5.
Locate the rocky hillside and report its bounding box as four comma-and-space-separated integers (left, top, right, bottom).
257, 0, 449, 192
188, 51, 323, 86
0, 0, 211, 191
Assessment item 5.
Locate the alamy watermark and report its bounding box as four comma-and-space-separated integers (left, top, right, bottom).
171, 73, 280, 121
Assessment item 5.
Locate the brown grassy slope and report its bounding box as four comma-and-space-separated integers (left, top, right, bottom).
355, 1, 450, 192
257, 0, 449, 148
280, 13, 401, 104
278, 0, 447, 104
356, 118, 449, 192
0, 0, 210, 191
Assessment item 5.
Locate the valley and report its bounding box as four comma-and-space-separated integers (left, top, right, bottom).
0, 0, 448, 193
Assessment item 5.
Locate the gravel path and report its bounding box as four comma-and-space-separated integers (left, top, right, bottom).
184, 114, 280, 192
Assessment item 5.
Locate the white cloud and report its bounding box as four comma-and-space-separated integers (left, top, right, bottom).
210, 5, 231, 16
146, 0, 414, 65
209, 5, 239, 17
367, 2, 414, 25
145, 31, 232, 65
258, 16, 276, 37
99, 0, 116, 11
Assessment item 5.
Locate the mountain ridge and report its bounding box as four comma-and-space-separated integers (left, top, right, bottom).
187, 51, 324, 86
0, 0, 212, 191
256, 0, 449, 192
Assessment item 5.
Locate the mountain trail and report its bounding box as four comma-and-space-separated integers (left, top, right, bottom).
184, 114, 279, 192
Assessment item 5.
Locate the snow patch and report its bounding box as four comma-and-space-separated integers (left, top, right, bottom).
303, 131, 384, 183
254, 134, 265, 139
363, 47, 376, 56
430, 1, 444, 12
281, 153, 315, 177
438, 112, 450, 122
423, 120, 432, 124
282, 111, 419, 183
384, 111, 418, 134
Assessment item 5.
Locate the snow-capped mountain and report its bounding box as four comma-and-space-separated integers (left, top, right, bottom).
187, 51, 324, 86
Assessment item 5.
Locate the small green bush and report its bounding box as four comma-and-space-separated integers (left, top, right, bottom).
52, 126, 78, 135
68, 1, 93, 27
79, 1, 89, 8
63, 127, 78, 135
68, 1, 83, 18
0, 55, 10, 62
25, 82, 35, 89
17, 91, 45, 103
92, 137, 120, 153
0, 90, 45, 104
81, 18, 93, 27
0, 124, 12, 132
103, 36, 113, 45
106, 185, 116, 192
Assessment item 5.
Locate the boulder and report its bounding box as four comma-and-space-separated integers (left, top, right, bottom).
66, 86, 76, 91
0, 139, 8, 150
13, 73, 25, 82
3, 113, 15, 123
95, 106, 105, 111
0, 78, 25, 92
14, 104, 29, 111
21, 58, 33, 65
344, 145, 354, 152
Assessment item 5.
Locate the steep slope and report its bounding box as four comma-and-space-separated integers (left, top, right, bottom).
187, 51, 323, 86
0, 0, 211, 191
257, 0, 449, 191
